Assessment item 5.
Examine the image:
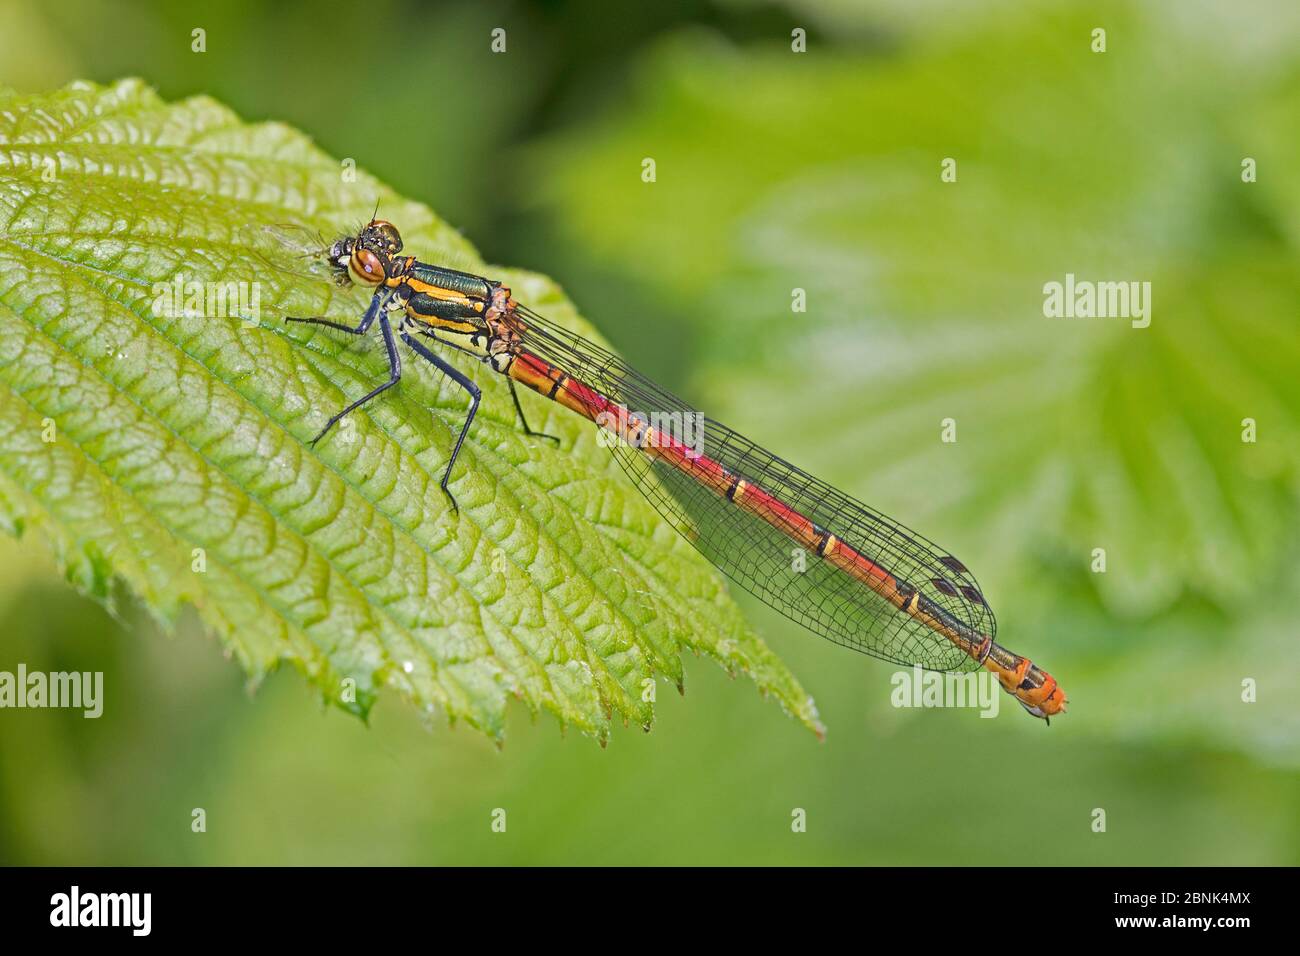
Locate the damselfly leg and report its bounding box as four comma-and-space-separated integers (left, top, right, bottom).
285, 283, 385, 336
286, 288, 402, 446
412, 328, 561, 444
401, 332, 481, 514
286, 306, 551, 513
506, 378, 562, 445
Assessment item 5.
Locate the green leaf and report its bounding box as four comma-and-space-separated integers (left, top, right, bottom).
0, 78, 823, 744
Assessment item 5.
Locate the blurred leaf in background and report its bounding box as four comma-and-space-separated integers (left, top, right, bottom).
0, 0, 1297, 866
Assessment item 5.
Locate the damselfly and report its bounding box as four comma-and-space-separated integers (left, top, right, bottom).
252, 218, 1068, 722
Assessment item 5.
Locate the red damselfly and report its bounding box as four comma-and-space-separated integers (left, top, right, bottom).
249, 219, 1068, 722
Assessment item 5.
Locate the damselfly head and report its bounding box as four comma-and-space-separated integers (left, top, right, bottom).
332, 219, 403, 287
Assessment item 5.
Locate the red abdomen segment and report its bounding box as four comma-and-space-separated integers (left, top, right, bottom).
508, 351, 1067, 720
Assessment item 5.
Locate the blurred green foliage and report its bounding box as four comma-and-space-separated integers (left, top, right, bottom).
1, 0, 1297, 864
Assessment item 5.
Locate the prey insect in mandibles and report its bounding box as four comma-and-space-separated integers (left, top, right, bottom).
255, 217, 1068, 723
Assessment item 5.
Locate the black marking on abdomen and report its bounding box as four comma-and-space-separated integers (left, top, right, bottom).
726, 474, 745, 501
896, 583, 920, 613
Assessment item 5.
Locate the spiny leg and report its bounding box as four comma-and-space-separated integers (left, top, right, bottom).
286, 315, 367, 334
507, 377, 561, 444
401, 332, 481, 515
284, 287, 385, 335
281, 288, 395, 444
310, 305, 403, 445
408, 330, 488, 363
413, 329, 559, 445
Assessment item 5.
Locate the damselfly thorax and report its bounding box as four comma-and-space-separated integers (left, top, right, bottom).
259, 217, 1068, 723
380, 256, 525, 373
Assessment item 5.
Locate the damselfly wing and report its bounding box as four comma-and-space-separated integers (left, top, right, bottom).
508, 307, 992, 673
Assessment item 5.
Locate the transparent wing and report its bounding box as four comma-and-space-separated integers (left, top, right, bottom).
238, 222, 336, 283
513, 306, 994, 672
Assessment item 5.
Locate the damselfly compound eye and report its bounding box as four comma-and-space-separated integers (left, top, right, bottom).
349, 247, 386, 285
